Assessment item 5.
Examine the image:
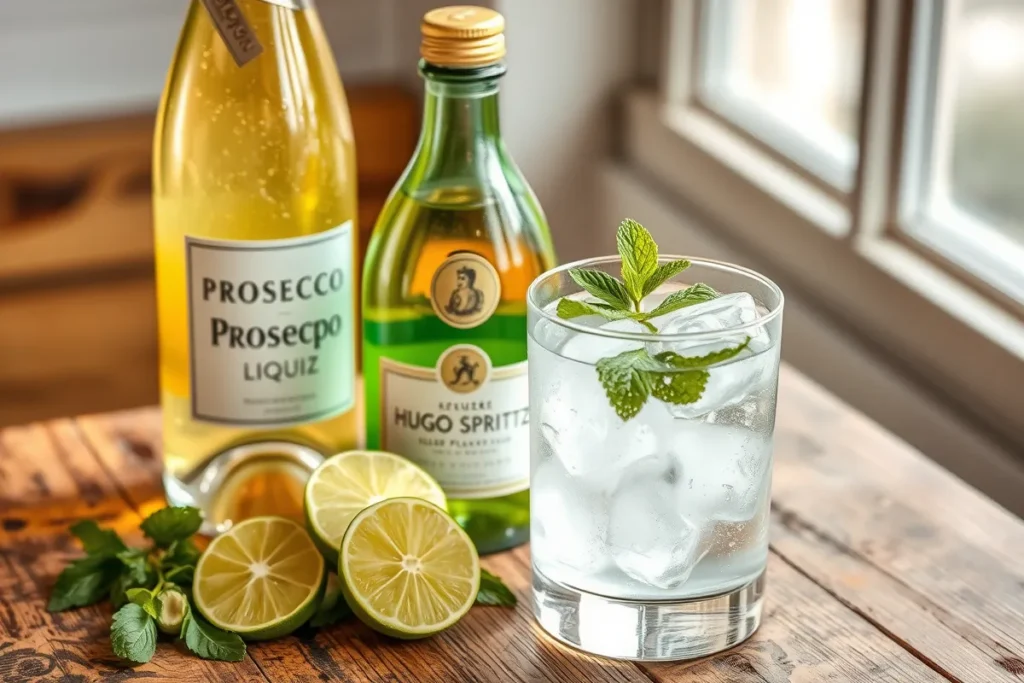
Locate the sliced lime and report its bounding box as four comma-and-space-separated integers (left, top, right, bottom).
339, 497, 480, 640
304, 450, 447, 562
193, 516, 325, 640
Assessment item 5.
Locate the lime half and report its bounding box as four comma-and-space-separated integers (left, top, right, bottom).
304, 450, 447, 562
340, 497, 480, 640
194, 516, 325, 640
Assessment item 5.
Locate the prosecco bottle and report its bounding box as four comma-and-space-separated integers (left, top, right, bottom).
153, 0, 359, 532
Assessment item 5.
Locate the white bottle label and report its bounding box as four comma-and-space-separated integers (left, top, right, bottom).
380, 345, 530, 499
186, 222, 355, 427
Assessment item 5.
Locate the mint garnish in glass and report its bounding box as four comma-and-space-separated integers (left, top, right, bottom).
555, 219, 751, 421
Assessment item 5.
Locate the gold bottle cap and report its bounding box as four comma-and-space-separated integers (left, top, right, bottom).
421, 6, 506, 68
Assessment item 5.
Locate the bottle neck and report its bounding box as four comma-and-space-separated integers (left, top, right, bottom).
413, 63, 506, 176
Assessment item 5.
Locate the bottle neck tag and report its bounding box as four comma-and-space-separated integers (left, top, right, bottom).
199, 0, 264, 67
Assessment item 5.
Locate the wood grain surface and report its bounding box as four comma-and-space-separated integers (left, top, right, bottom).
1, 365, 1022, 682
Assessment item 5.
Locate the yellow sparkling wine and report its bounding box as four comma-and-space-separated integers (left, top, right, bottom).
153, 0, 359, 530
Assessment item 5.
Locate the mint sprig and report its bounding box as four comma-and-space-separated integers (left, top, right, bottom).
557, 218, 753, 421
49, 506, 245, 664
558, 219, 716, 329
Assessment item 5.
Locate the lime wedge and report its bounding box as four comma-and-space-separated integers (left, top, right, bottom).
304, 450, 447, 562
193, 517, 325, 640
339, 497, 480, 639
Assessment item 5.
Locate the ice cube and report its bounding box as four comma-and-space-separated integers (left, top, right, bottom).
537, 338, 666, 484
531, 317, 572, 352
531, 456, 610, 576
560, 318, 647, 365
647, 293, 775, 419
673, 424, 772, 523
648, 292, 769, 352
607, 453, 704, 589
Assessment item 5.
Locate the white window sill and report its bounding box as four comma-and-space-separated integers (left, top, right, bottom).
622, 88, 1024, 455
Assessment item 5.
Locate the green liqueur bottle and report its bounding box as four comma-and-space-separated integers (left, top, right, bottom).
362, 6, 556, 553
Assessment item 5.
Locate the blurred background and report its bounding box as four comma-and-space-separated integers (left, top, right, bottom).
0, 1, 1021, 513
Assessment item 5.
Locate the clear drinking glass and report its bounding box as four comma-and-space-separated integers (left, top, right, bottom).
527, 256, 784, 661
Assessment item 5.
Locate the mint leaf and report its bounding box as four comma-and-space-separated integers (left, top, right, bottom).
595, 348, 664, 421
641, 259, 692, 298
476, 569, 517, 607
646, 283, 720, 319
568, 268, 632, 311
617, 218, 659, 303
111, 603, 157, 663
70, 520, 127, 557
182, 613, 246, 662
140, 507, 202, 548
656, 337, 751, 370
127, 588, 159, 619
118, 549, 150, 585
162, 538, 200, 586
649, 369, 710, 405
109, 558, 157, 610
164, 538, 201, 567
557, 297, 626, 321
596, 339, 752, 419
110, 573, 134, 609
557, 299, 658, 332
48, 555, 122, 612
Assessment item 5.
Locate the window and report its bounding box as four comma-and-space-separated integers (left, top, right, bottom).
697, 0, 867, 190
901, 0, 1024, 301
660, 0, 1024, 309
628, 0, 1024, 455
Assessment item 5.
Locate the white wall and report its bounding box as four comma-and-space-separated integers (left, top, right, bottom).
0, 0, 405, 129
496, 0, 639, 261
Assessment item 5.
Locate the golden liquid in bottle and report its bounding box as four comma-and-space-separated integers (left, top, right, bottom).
153, 0, 358, 529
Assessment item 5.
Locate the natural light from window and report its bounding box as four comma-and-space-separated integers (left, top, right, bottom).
698, 0, 866, 188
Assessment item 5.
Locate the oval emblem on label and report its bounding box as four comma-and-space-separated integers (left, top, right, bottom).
430, 252, 501, 329
437, 345, 491, 395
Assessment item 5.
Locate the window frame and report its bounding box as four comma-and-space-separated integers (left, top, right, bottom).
628, 0, 1024, 452
892, 0, 1024, 308
691, 0, 863, 194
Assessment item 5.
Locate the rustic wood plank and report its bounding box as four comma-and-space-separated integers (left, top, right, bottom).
78, 412, 653, 683
642, 553, 947, 683
0, 419, 270, 682
769, 367, 1024, 682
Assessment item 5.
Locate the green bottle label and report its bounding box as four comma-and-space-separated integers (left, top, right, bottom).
379, 344, 530, 499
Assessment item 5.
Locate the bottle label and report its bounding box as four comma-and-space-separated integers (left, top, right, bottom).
186, 222, 355, 427
199, 0, 264, 67
430, 253, 502, 330
380, 345, 530, 499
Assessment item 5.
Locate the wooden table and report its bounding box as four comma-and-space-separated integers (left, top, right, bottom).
2, 366, 1023, 682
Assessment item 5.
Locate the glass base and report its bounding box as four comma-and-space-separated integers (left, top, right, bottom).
532, 566, 764, 661
164, 441, 324, 536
